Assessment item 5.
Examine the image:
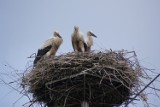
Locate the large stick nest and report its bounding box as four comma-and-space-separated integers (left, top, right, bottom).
22, 50, 143, 107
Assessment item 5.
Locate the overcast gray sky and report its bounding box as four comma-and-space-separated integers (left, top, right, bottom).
0, 0, 160, 107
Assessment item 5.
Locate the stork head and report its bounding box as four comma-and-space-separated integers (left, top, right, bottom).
74, 26, 79, 32
54, 31, 62, 38
87, 31, 97, 38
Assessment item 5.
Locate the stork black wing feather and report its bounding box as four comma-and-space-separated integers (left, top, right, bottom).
33, 45, 52, 65
83, 42, 88, 51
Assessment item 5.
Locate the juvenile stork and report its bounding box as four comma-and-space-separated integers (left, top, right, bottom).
86, 31, 97, 51
33, 32, 63, 65
71, 26, 88, 52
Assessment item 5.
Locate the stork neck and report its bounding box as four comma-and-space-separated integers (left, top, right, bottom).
87, 35, 93, 47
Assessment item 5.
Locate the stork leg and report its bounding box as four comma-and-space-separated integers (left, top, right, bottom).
79, 41, 85, 52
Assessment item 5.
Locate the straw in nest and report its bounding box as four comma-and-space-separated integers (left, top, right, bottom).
22, 50, 142, 107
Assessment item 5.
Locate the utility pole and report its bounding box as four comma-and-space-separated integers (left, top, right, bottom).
81, 101, 89, 107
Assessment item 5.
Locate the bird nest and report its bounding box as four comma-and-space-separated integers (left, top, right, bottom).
22, 50, 143, 107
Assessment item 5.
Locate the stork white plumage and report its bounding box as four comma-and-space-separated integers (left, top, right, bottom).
86, 31, 97, 51
71, 26, 88, 52
34, 31, 63, 65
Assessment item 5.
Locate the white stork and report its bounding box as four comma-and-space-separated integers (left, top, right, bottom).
71, 26, 88, 52
86, 31, 97, 51
34, 31, 63, 65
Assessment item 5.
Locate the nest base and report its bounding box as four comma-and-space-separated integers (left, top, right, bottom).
45, 72, 129, 107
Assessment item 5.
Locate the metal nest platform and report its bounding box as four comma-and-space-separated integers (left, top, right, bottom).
22, 50, 143, 107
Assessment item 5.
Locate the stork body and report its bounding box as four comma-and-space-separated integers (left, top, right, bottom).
71, 26, 88, 52
86, 31, 97, 51
34, 32, 63, 65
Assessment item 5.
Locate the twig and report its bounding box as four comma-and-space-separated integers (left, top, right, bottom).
27, 53, 36, 58
124, 73, 160, 107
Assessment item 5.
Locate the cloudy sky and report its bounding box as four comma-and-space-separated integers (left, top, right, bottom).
0, 0, 160, 107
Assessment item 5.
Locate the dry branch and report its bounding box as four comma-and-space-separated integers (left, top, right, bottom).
21, 50, 145, 107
